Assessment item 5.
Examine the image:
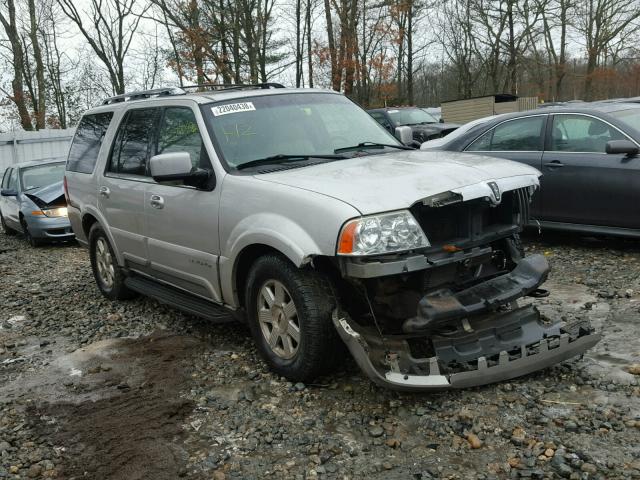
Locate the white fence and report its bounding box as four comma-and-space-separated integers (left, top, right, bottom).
0, 128, 75, 176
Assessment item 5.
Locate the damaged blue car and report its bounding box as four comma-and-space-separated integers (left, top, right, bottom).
0, 158, 74, 247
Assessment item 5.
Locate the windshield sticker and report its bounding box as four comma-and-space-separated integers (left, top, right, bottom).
212, 102, 256, 116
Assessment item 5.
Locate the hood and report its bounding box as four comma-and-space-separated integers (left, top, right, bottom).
24, 181, 66, 208
256, 150, 540, 215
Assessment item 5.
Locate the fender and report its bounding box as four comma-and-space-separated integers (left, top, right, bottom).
220, 212, 330, 307
80, 205, 126, 267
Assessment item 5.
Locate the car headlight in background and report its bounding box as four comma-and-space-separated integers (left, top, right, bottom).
31, 207, 68, 218
337, 210, 430, 255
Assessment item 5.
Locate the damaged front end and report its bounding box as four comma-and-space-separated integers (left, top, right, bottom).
334, 186, 600, 391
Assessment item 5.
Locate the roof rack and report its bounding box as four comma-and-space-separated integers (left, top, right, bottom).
101, 83, 286, 105
180, 82, 286, 92
102, 87, 186, 105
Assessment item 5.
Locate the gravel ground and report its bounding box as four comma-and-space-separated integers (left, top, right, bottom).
0, 230, 639, 480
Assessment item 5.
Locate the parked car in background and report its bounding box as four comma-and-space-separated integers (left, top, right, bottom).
368, 106, 460, 143
0, 158, 73, 246
64, 84, 598, 391
423, 103, 640, 238
421, 107, 442, 122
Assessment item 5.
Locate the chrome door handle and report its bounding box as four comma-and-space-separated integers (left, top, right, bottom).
150, 194, 164, 209
544, 161, 564, 168
99, 186, 110, 198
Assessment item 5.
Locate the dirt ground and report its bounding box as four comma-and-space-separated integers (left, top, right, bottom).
0, 230, 639, 479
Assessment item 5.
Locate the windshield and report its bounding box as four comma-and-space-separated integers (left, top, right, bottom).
609, 108, 640, 132
20, 163, 65, 191
387, 108, 438, 126
204, 93, 400, 169
420, 115, 497, 149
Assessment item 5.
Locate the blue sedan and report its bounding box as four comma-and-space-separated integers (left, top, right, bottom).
0, 158, 74, 246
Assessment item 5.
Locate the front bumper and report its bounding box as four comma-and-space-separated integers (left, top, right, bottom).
334, 254, 600, 391
25, 215, 75, 240
334, 309, 600, 391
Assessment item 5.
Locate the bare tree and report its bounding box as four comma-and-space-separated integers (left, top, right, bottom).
56, 0, 148, 95
0, 0, 33, 130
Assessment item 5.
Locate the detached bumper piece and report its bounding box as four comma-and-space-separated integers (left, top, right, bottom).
404, 254, 550, 333
333, 305, 600, 392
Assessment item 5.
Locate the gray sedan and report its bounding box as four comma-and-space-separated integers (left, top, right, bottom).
422, 102, 640, 239
0, 159, 74, 246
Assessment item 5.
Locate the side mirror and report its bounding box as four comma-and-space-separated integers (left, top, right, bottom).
0, 189, 17, 197
149, 152, 212, 189
394, 126, 413, 145
606, 139, 639, 156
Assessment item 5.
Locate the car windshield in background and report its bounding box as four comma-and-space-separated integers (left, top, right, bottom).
20, 163, 65, 191
205, 93, 400, 169
387, 108, 438, 126
609, 108, 640, 132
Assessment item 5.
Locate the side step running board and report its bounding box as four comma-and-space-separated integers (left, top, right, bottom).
125, 275, 236, 323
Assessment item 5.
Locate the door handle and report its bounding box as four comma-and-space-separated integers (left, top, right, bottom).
150, 194, 164, 209
99, 186, 110, 198
544, 161, 564, 169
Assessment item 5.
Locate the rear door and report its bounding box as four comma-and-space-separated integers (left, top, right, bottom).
99, 108, 159, 266
464, 114, 547, 218
144, 105, 222, 302
541, 113, 637, 228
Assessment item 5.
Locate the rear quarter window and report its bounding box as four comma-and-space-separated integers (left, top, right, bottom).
66, 112, 114, 174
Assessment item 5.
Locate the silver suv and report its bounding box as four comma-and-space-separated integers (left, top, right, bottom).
64, 84, 599, 390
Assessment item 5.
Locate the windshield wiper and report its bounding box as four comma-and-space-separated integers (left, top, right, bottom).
236, 153, 347, 171
334, 142, 414, 153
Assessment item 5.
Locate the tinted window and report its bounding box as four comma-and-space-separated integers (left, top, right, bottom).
1, 168, 11, 189
108, 109, 157, 176
468, 116, 545, 151
67, 112, 113, 173
551, 115, 626, 152
370, 112, 391, 128
157, 107, 211, 169
20, 163, 65, 191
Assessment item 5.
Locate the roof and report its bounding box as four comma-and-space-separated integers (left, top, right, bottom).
10, 157, 66, 169
85, 86, 341, 116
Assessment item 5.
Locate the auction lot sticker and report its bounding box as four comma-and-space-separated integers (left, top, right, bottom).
212, 102, 256, 116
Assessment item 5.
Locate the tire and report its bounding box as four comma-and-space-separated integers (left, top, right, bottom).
88, 223, 136, 300
0, 211, 16, 235
21, 217, 43, 247
245, 254, 343, 382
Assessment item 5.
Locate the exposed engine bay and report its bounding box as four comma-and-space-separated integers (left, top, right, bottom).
333, 187, 600, 390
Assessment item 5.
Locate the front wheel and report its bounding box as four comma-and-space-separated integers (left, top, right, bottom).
1, 212, 16, 235
21, 217, 43, 247
89, 224, 136, 300
245, 254, 343, 382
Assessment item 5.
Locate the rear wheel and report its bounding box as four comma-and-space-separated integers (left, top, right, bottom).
0, 211, 16, 235
21, 217, 43, 247
245, 254, 343, 382
89, 223, 136, 300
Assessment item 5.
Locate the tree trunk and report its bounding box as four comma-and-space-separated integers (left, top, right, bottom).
28, 0, 46, 129
306, 0, 313, 87
0, 0, 33, 130
324, 0, 340, 90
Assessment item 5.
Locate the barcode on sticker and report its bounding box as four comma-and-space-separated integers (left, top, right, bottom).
212, 102, 256, 116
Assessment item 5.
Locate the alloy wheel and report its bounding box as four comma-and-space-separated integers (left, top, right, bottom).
257, 280, 300, 360
95, 237, 115, 289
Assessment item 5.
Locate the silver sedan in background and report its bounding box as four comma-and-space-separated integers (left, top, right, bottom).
0, 158, 74, 247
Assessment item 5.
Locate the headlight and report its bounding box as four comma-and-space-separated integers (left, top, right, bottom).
337, 210, 430, 255
42, 207, 68, 218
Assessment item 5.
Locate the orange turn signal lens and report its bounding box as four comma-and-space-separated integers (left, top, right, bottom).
31, 210, 44, 216
337, 221, 358, 254
442, 244, 461, 253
